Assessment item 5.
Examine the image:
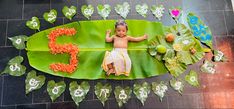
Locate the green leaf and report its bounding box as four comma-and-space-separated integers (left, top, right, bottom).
152, 81, 168, 101
62, 6, 77, 20
114, 86, 132, 107
43, 9, 57, 24
26, 17, 40, 31
213, 50, 227, 62
26, 20, 168, 80
25, 70, 46, 94
185, 70, 199, 87
165, 57, 187, 77
170, 79, 184, 94
133, 82, 151, 105
47, 80, 66, 102
1, 56, 26, 76
200, 60, 215, 74
81, 5, 94, 20
135, 4, 148, 18
69, 81, 90, 106
151, 5, 165, 20
8, 35, 28, 50
187, 13, 213, 49
115, 2, 130, 19
97, 4, 111, 20
94, 82, 112, 106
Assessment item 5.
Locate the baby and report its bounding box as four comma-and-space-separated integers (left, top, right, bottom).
102, 20, 147, 76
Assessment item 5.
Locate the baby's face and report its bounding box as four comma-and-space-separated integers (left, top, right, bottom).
115, 25, 127, 38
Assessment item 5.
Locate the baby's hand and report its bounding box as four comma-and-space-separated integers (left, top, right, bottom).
143, 34, 148, 39
106, 29, 111, 34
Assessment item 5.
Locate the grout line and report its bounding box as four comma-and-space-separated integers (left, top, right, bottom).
50, 0, 51, 10
1, 77, 4, 106
166, 95, 169, 109
22, 0, 24, 20
222, 10, 229, 36
4, 20, 8, 47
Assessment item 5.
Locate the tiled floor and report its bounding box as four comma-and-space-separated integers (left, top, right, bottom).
0, 0, 234, 109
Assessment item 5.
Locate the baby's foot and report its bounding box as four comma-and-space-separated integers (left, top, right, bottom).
106, 68, 114, 76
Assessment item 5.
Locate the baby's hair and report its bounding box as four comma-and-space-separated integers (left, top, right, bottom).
115, 20, 128, 30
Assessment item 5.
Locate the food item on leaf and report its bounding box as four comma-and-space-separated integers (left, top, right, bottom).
156, 45, 167, 54
190, 48, 196, 55
165, 33, 175, 42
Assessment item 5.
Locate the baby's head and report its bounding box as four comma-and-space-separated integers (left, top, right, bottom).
115, 20, 128, 37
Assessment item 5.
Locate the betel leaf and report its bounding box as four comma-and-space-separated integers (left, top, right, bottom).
1, 56, 26, 76
62, 6, 77, 20
164, 57, 187, 77
152, 81, 168, 101
200, 60, 215, 74
26, 20, 168, 80
151, 5, 165, 20
115, 2, 130, 19
114, 86, 132, 107
47, 80, 66, 102
97, 4, 111, 20
8, 35, 28, 50
135, 4, 148, 18
43, 9, 57, 24
26, 17, 40, 31
133, 82, 150, 105
185, 70, 199, 87
94, 82, 112, 106
69, 81, 90, 106
187, 13, 213, 49
25, 70, 45, 94
81, 5, 94, 20
213, 50, 227, 62
170, 79, 184, 94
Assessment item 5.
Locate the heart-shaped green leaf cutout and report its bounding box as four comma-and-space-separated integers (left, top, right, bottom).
47, 80, 66, 102
135, 4, 148, 18
115, 2, 130, 19
69, 81, 90, 106
43, 9, 57, 24
133, 82, 151, 105
81, 5, 94, 20
25, 70, 46, 94
151, 5, 165, 20
94, 82, 112, 106
200, 60, 215, 74
26, 17, 40, 31
170, 79, 184, 94
152, 81, 168, 101
1, 56, 26, 76
97, 4, 111, 20
185, 70, 199, 87
62, 6, 77, 20
8, 35, 28, 50
114, 86, 132, 107
214, 50, 227, 62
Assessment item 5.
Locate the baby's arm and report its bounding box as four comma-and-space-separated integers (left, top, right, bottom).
105, 29, 114, 42
127, 34, 148, 42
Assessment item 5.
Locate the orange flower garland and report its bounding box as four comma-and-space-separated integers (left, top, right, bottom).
48, 28, 78, 73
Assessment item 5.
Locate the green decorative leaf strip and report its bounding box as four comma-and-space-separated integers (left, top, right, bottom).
8, 35, 28, 50
25, 70, 46, 94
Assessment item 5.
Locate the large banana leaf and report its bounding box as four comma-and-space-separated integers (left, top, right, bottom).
26, 20, 168, 80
